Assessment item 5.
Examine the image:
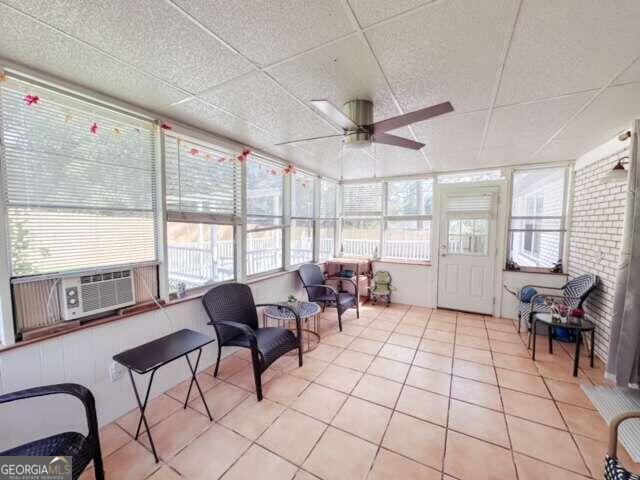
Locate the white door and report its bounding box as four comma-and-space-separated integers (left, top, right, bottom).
437, 188, 497, 314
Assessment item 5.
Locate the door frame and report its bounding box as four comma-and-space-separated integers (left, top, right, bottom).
435, 184, 501, 315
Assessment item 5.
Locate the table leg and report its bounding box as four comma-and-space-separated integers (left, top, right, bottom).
185, 348, 213, 421
573, 333, 581, 377
532, 318, 537, 361
128, 369, 159, 463
548, 324, 553, 354
590, 329, 595, 368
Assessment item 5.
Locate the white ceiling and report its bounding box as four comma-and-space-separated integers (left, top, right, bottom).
1, 0, 639, 179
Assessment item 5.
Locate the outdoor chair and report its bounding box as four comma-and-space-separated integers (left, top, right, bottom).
297, 263, 358, 332
0, 383, 104, 480
202, 283, 303, 401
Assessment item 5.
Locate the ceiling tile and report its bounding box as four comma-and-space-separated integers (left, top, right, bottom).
485, 91, 594, 149
3, 0, 253, 94
365, 0, 519, 113
347, 0, 434, 28
555, 82, 640, 149
497, 0, 640, 105
614, 58, 640, 85
341, 149, 378, 179
413, 110, 487, 157
429, 149, 480, 173
199, 71, 337, 143
370, 142, 428, 177
533, 138, 593, 163
172, 0, 354, 67
477, 144, 540, 167
0, 5, 189, 111
267, 35, 399, 123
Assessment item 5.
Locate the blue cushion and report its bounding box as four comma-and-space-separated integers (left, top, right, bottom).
519, 287, 538, 303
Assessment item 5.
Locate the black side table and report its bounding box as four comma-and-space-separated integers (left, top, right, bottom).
531, 313, 595, 377
113, 329, 216, 462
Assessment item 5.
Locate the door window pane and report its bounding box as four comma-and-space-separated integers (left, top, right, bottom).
383, 220, 431, 261
291, 219, 313, 265
448, 218, 488, 255
342, 219, 381, 257
247, 229, 282, 276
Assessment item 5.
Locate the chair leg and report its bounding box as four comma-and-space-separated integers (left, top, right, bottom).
93, 443, 105, 480
213, 343, 222, 377
337, 309, 343, 332
250, 347, 263, 401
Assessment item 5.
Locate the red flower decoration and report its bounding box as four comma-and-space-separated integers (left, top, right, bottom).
218, 158, 226, 164
90, 122, 98, 134
24, 95, 40, 106
190, 148, 199, 156
270, 169, 277, 176
236, 148, 252, 163
283, 164, 296, 175
160, 123, 172, 131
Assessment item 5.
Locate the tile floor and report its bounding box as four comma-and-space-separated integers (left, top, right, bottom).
80, 303, 640, 480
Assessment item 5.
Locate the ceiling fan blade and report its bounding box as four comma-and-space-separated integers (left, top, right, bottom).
274, 133, 344, 146
310, 100, 360, 131
373, 133, 425, 150
370, 101, 454, 134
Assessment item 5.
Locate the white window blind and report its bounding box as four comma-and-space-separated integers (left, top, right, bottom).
164, 134, 241, 224
292, 171, 314, 218
342, 182, 383, 217
446, 193, 493, 213
319, 179, 338, 218
0, 75, 158, 277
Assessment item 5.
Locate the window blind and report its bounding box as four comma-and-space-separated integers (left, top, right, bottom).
0, 76, 158, 277
446, 193, 493, 212
164, 134, 241, 224
319, 179, 337, 218
342, 182, 383, 217
292, 171, 314, 218
246, 155, 284, 218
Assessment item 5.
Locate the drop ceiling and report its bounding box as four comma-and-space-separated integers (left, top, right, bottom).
0, 0, 639, 179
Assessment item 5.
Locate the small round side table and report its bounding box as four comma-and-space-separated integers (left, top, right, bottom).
531, 312, 595, 377
263, 302, 321, 353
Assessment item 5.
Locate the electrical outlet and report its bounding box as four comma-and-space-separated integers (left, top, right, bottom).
109, 362, 125, 382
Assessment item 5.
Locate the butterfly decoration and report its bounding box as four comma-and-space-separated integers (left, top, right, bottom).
0, 73, 7, 83
204, 153, 212, 161
218, 158, 226, 164
160, 123, 172, 131
112, 127, 122, 135
90, 122, 99, 134
270, 169, 278, 176
24, 94, 40, 106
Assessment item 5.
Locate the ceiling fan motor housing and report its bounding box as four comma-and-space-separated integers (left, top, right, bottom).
343, 99, 373, 147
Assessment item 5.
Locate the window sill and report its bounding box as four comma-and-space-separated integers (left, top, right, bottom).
503, 268, 567, 276
245, 269, 293, 284
374, 259, 432, 267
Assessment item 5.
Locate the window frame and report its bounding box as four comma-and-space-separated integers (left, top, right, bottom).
507, 166, 569, 272
289, 171, 316, 267
317, 178, 339, 263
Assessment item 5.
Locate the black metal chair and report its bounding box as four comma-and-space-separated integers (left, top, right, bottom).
0, 383, 104, 480
202, 282, 303, 401
297, 263, 358, 332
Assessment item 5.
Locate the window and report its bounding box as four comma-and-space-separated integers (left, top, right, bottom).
342, 182, 383, 257
290, 172, 315, 265
246, 157, 284, 275
0, 75, 158, 276
164, 135, 241, 291
318, 179, 338, 262
509, 167, 567, 269
438, 169, 503, 184
384, 179, 432, 261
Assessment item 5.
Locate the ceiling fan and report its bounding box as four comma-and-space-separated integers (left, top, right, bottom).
276, 99, 453, 150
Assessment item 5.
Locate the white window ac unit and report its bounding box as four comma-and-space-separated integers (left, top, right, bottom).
59, 269, 136, 321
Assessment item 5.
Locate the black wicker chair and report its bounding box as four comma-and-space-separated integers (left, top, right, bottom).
202, 282, 303, 401
0, 383, 104, 480
297, 263, 358, 332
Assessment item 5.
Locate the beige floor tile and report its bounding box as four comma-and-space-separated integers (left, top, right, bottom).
366, 356, 410, 383
304, 427, 377, 480
258, 408, 326, 465
413, 351, 453, 373
263, 374, 310, 405
321, 332, 355, 348
293, 469, 319, 480
405, 365, 451, 396
557, 402, 608, 440
444, 431, 516, 480
574, 433, 640, 478
146, 465, 182, 480
394, 323, 425, 337
305, 343, 343, 363
379, 343, 416, 363
221, 444, 297, 480
140, 407, 211, 460
348, 337, 384, 355
454, 346, 493, 365
116, 394, 183, 436
170, 424, 250, 480
451, 376, 502, 411
287, 357, 329, 381
331, 396, 392, 443
352, 374, 402, 408
220, 396, 285, 440
370, 319, 398, 332
216, 355, 251, 379
496, 368, 550, 398
490, 339, 529, 357
501, 388, 565, 428
428, 320, 457, 332
387, 332, 420, 349
423, 329, 455, 344
396, 385, 448, 426
452, 359, 497, 385
333, 349, 375, 372
166, 372, 219, 404
457, 325, 488, 337
536, 362, 591, 385
189, 381, 249, 419
506, 416, 589, 475
514, 453, 590, 480
292, 383, 347, 422
455, 334, 490, 351
359, 328, 391, 342
369, 448, 441, 480
545, 378, 595, 409
418, 338, 454, 357
448, 399, 510, 447
487, 330, 522, 344
492, 353, 539, 375
315, 364, 363, 393
382, 412, 445, 469
226, 365, 281, 392
98, 423, 131, 457
102, 440, 159, 480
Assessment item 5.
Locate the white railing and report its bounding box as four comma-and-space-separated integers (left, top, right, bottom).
343, 238, 429, 260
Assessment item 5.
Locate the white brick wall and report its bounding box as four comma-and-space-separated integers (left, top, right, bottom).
568, 148, 629, 361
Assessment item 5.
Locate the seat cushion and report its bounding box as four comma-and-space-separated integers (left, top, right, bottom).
226, 327, 298, 368
519, 287, 538, 303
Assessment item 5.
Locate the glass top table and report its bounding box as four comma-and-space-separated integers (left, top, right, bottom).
263, 302, 322, 352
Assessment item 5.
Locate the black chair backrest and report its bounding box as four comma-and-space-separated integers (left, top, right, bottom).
298, 264, 326, 300
202, 283, 259, 344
